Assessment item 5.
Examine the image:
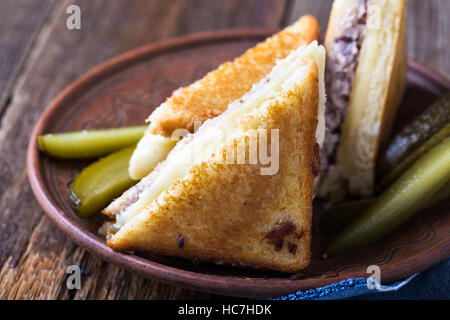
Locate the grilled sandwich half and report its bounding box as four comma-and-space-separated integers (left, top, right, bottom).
102, 42, 326, 272
128, 15, 320, 180
318, 0, 407, 201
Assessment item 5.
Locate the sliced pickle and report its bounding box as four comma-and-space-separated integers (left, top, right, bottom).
69, 146, 137, 218
38, 125, 147, 159
325, 137, 450, 258
320, 182, 448, 235
377, 92, 450, 178
377, 123, 450, 192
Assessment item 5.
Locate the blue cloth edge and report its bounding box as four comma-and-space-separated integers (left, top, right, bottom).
274, 273, 418, 300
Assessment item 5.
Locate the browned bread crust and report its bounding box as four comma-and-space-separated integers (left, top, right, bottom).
108, 63, 320, 273
148, 15, 320, 137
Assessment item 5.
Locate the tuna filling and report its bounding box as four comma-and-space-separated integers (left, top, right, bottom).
322, 0, 367, 173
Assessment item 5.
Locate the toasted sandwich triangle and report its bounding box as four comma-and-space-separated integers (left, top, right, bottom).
128, 15, 320, 180
107, 62, 319, 273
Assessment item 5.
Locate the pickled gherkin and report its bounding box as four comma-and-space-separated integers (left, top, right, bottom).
320, 182, 448, 236
325, 136, 450, 258
69, 146, 137, 218
38, 125, 147, 159
377, 123, 450, 192
377, 92, 450, 178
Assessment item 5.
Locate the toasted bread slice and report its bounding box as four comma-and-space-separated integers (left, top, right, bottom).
105, 42, 326, 272
319, 0, 407, 200
128, 15, 320, 180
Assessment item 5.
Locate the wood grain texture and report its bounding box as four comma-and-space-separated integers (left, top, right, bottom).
0, 0, 448, 300
0, 0, 286, 300
407, 0, 449, 76
0, 0, 55, 117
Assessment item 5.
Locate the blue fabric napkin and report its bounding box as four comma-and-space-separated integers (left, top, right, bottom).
277, 257, 450, 300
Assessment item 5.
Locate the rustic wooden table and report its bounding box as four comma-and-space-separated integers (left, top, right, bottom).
0, 0, 448, 300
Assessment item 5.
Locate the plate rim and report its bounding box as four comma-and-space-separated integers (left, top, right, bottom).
27, 28, 450, 298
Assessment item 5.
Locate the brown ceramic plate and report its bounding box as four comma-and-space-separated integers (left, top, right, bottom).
27, 29, 450, 298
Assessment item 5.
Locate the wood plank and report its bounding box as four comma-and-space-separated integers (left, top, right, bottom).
0, 0, 54, 117
0, 0, 286, 299
282, 0, 333, 33
407, 0, 449, 76
285, 0, 449, 76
